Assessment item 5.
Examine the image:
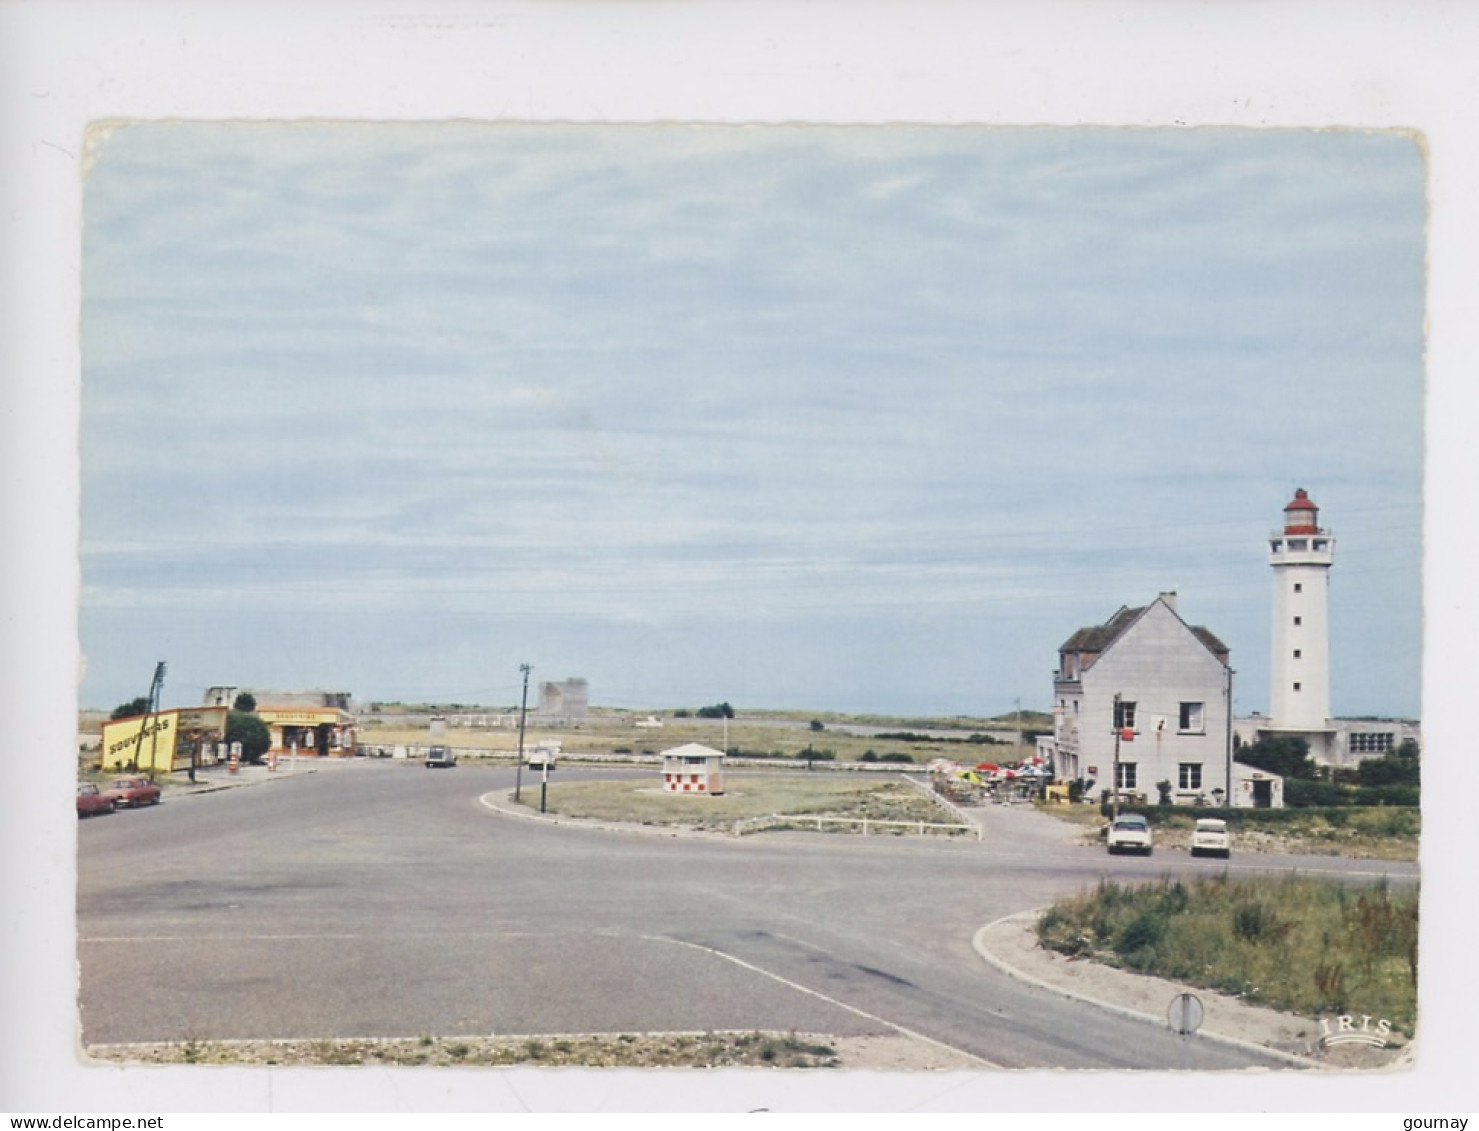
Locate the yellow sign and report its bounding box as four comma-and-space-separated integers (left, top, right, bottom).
102, 714, 177, 773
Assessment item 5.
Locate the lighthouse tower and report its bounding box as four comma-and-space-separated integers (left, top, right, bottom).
1268, 489, 1335, 739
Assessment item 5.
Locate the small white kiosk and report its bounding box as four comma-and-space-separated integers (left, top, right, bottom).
661, 742, 726, 796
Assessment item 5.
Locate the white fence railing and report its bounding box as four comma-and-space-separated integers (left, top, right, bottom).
731, 813, 979, 839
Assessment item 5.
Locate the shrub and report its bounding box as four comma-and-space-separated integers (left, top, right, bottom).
879, 752, 914, 764
1284, 778, 1349, 808
1116, 910, 1166, 958
1354, 784, 1420, 807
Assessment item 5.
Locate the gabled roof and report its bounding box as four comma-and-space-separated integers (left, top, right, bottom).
1059, 605, 1143, 653
1059, 598, 1228, 664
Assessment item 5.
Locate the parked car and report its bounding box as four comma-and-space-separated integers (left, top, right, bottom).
524, 749, 557, 772
425, 745, 457, 768
1190, 817, 1232, 858
77, 782, 115, 818
108, 775, 161, 808
1106, 813, 1153, 855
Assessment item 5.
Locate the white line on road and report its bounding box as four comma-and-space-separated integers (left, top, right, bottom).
644, 933, 1001, 1069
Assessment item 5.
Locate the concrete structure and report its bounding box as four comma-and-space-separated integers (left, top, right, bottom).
536, 678, 589, 723
1235, 713, 1421, 770
1043, 593, 1241, 807
661, 742, 726, 795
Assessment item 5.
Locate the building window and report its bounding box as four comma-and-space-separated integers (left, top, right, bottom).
1349, 732, 1395, 754
1178, 702, 1205, 733
1179, 763, 1203, 790
1114, 700, 1137, 731
1293, 616, 1302, 626
1288, 539, 1308, 551
1294, 583, 1303, 593
1293, 649, 1302, 659
1116, 763, 1138, 790
1293, 682, 1302, 692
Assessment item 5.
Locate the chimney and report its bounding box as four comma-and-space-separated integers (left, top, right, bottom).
1159, 591, 1178, 612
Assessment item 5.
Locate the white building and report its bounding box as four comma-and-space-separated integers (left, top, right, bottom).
1044, 593, 1242, 807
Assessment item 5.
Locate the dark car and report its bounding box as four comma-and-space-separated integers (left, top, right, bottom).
108, 775, 162, 808
425, 746, 457, 768
77, 782, 115, 818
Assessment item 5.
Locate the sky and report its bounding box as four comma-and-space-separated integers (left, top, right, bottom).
79, 123, 1426, 719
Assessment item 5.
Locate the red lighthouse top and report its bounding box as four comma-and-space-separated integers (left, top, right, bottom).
1283, 488, 1319, 534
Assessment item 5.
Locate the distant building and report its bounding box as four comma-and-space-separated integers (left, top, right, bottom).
203, 687, 356, 757
1042, 592, 1246, 807
536, 678, 589, 723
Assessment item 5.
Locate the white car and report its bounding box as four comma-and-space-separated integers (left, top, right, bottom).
1106, 814, 1154, 856
1190, 817, 1232, 858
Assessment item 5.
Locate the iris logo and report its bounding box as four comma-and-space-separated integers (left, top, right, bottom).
1318, 1013, 1392, 1048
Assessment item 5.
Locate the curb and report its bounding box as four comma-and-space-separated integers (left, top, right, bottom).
162, 766, 321, 800
477, 789, 730, 840
971, 909, 1319, 1070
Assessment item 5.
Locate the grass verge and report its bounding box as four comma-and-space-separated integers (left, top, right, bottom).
92, 1031, 841, 1068
1036, 874, 1418, 1036
513, 773, 963, 834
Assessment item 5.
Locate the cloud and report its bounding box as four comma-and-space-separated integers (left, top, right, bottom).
79, 123, 1425, 717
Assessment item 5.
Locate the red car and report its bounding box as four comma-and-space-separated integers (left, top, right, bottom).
108, 775, 161, 808
77, 782, 115, 818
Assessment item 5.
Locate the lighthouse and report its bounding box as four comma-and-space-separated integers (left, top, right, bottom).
1268, 489, 1335, 741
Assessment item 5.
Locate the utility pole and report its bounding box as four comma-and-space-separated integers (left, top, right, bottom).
515, 663, 531, 802
1111, 691, 1122, 822
134, 661, 167, 779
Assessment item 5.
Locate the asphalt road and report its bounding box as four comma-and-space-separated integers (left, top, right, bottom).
76, 759, 1418, 1070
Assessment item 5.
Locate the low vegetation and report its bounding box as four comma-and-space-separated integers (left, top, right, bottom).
92, 1030, 841, 1069
1036, 874, 1418, 1036
515, 774, 963, 834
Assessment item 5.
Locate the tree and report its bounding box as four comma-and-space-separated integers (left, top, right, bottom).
226, 710, 272, 764
233, 691, 257, 712
696, 702, 734, 719
1235, 734, 1316, 780
111, 697, 151, 720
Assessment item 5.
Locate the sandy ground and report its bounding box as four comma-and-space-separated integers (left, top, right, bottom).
973, 911, 1412, 1072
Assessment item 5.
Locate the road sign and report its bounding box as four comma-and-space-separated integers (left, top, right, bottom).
1168, 992, 1204, 1035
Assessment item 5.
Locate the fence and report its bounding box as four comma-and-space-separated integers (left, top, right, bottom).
731, 813, 980, 839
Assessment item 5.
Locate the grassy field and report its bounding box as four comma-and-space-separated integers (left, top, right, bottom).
1036, 874, 1419, 1036
1040, 802, 1420, 861
351, 711, 1036, 765
514, 773, 967, 834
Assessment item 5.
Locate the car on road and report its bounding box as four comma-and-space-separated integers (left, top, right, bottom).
425, 745, 457, 768
1106, 813, 1153, 855
1190, 817, 1232, 858
524, 749, 557, 772
77, 782, 116, 818
108, 775, 161, 808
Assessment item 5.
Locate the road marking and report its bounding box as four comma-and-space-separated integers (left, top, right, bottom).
645, 933, 1000, 1069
